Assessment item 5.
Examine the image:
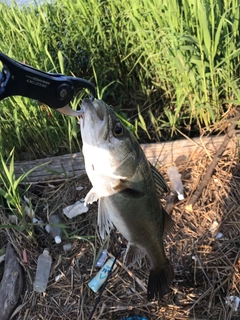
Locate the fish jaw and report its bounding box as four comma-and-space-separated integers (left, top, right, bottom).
79, 99, 108, 147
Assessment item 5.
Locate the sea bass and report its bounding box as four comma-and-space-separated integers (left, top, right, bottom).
79, 99, 174, 300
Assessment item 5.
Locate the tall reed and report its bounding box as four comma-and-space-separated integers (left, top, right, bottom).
0, 0, 239, 159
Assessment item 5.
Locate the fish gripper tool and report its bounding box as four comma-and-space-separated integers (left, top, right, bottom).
0, 51, 96, 116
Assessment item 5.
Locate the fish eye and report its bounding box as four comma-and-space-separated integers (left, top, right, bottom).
113, 122, 124, 137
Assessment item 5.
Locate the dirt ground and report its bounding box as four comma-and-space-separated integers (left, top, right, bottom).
0, 137, 240, 320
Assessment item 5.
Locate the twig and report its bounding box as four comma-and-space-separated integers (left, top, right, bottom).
186, 117, 239, 211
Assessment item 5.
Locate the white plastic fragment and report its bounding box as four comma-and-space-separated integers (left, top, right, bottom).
76, 185, 84, 191
8, 214, 18, 225
24, 197, 40, 225
209, 220, 219, 235
32, 217, 44, 227
167, 166, 184, 200
23, 195, 30, 204
43, 204, 49, 213
45, 224, 51, 233
216, 232, 223, 239
55, 273, 64, 282
24, 205, 35, 218
0, 254, 5, 264
23, 196, 36, 219
63, 200, 89, 219
226, 295, 240, 311
209, 221, 223, 238
63, 243, 72, 252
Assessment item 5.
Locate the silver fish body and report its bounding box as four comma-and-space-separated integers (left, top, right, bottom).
80, 99, 174, 300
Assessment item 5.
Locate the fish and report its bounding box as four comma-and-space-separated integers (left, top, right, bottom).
79, 98, 174, 300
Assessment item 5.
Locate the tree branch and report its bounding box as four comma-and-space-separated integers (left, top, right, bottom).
186, 118, 238, 211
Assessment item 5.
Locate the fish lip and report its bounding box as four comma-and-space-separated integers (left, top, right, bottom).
81, 98, 106, 121
80, 98, 108, 141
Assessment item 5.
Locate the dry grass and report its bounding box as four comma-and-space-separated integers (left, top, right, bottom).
0, 144, 240, 320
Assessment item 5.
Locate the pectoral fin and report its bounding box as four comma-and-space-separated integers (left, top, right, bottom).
98, 197, 114, 239
124, 243, 145, 266
112, 179, 145, 198
84, 188, 99, 205
150, 163, 169, 196
163, 209, 174, 237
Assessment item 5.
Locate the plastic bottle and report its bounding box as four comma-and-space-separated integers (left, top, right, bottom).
33, 249, 52, 292
88, 257, 117, 292
49, 214, 62, 244
167, 166, 184, 200
96, 249, 108, 267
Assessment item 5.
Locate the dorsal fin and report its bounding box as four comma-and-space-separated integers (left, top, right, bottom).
150, 162, 170, 196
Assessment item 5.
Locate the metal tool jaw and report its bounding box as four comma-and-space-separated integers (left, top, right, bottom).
0, 51, 96, 116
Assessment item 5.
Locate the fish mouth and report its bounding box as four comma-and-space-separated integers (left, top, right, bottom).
80, 98, 108, 141
81, 98, 106, 122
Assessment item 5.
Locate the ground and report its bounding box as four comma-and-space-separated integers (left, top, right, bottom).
0, 140, 240, 320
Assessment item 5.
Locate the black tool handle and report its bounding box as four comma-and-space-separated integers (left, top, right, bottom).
0, 51, 96, 109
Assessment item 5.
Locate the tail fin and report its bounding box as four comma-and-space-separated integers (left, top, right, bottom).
147, 260, 174, 301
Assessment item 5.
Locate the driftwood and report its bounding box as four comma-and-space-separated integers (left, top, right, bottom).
187, 121, 238, 210
14, 134, 237, 184
0, 243, 24, 320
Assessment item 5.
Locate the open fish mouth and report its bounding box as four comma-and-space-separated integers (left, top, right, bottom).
80, 98, 107, 126
79, 98, 109, 142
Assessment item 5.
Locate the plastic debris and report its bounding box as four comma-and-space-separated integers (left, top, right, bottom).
55, 273, 64, 282
0, 254, 5, 264
216, 232, 223, 239
23, 196, 44, 227
24, 205, 35, 218
33, 249, 52, 292
76, 185, 83, 191
63, 243, 72, 252
63, 200, 89, 219
96, 249, 108, 267
209, 220, 218, 234
48, 215, 63, 244
8, 214, 18, 225
33, 217, 44, 228
209, 221, 223, 239
167, 166, 184, 200
226, 295, 240, 311
88, 258, 117, 292
24, 196, 35, 218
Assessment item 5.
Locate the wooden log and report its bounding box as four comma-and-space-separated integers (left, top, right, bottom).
0, 243, 24, 320
14, 134, 236, 183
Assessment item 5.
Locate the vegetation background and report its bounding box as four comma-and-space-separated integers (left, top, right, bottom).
0, 1, 240, 319
0, 0, 239, 161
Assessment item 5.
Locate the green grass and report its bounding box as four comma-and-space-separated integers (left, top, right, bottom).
0, 148, 41, 242
0, 0, 239, 160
